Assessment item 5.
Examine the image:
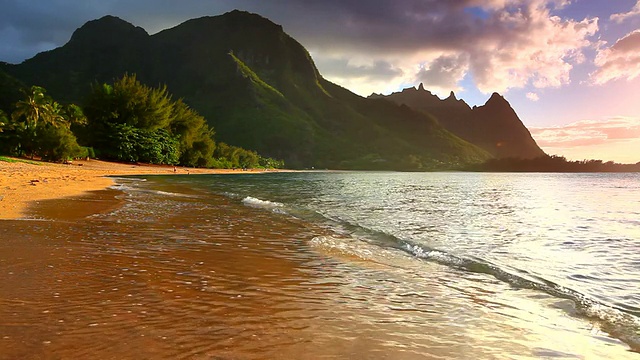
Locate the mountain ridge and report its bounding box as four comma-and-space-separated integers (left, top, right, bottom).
2, 11, 517, 169
370, 85, 545, 159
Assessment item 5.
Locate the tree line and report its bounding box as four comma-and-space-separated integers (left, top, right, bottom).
0, 74, 283, 169
465, 155, 640, 172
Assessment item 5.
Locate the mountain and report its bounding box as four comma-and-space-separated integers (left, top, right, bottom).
1, 11, 492, 170
0, 68, 25, 114
370, 84, 545, 159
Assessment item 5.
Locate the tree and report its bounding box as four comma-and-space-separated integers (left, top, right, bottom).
0, 109, 16, 154
4, 85, 84, 161
0, 109, 20, 154
10, 86, 52, 157
95, 123, 179, 164
11, 86, 58, 128
84, 74, 173, 131
0, 109, 7, 132
169, 99, 216, 167
83, 74, 283, 168
84, 74, 177, 161
60, 103, 87, 127
37, 122, 84, 161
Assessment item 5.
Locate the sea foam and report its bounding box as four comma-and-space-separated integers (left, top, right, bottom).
242, 197, 285, 212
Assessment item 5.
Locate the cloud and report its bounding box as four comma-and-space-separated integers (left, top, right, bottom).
279, 0, 599, 94
415, 54, 469, 94
466, 1, 598, 93
313, 57, 403, 81
310, 56, 406, 96
590, 30, 640, 85
526, 92, 540, 101
610, 1, 640, 23
530, 116, 640, 148
0, 0, 115, 62
0, 0, 599, 96
290, 0, 599, 95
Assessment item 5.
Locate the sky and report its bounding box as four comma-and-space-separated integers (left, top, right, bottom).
1, 0, 639, 163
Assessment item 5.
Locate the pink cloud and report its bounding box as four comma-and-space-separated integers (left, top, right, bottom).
415, 54, 469, 94
468, 0, 598, 93
591, 30, 640, 84
304, 0, 599, 96
610, 1, 640, 23
530, 116, 640, 148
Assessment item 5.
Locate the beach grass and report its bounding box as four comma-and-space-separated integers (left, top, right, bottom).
0, 156, 42, 165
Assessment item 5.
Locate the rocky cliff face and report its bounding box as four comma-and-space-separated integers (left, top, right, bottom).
372, 85, 545, 159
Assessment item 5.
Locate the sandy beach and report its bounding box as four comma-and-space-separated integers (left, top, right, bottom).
0, 162, 637, 359
0, 158, 262, 220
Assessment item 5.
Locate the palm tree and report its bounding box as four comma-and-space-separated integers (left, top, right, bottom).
11, 86, 50, 128
10, 86, 62, 158
59, 103, 87, 126
47, 101, 68, 128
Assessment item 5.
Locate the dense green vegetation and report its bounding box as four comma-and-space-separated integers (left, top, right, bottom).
0, 73, 283, 168
0, 11, 491, 170
466, 155, 640, 172
6, 11, 637, 173
0, 85, 88, 161
2, 11, 634, 172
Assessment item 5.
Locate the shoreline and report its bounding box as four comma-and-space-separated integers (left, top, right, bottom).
0, 163, 637, 358
0, 157, 276, 220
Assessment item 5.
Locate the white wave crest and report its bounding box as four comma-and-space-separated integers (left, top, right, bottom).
242, 196, 284, 209
108, 184, 136, 191
405, 244, 463, 266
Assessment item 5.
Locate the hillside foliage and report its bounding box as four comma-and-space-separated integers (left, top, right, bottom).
0, 12, 492, 170
0, 86, 87, 161
4, 12, 634, 171
0, 73, 283, 168
465, 155, 640, 172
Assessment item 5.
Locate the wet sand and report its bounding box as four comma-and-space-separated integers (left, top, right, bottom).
0, 185, 411, 359
0, 193, 315, 359
0, 163, 340, 359
0, 177, 458, 359
0, 167, 635, 359
0, 158, 270, 220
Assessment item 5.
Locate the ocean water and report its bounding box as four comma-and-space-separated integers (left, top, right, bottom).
1, 171, 639, 359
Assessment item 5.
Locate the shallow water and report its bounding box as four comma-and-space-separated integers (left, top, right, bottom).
0, 171, 638, 359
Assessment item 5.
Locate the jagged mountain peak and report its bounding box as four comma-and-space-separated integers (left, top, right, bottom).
485, 92, 508, 106
4, 11, 492, 170
372, 86, 545, 159
445, 91, 457, 101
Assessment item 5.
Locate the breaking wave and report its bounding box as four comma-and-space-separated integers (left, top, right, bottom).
241, 196, 287, 214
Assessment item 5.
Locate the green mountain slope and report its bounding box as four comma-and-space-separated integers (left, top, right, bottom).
370, 84, 546, 159
0, 68, 26, 114
1, 10, 490, 169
